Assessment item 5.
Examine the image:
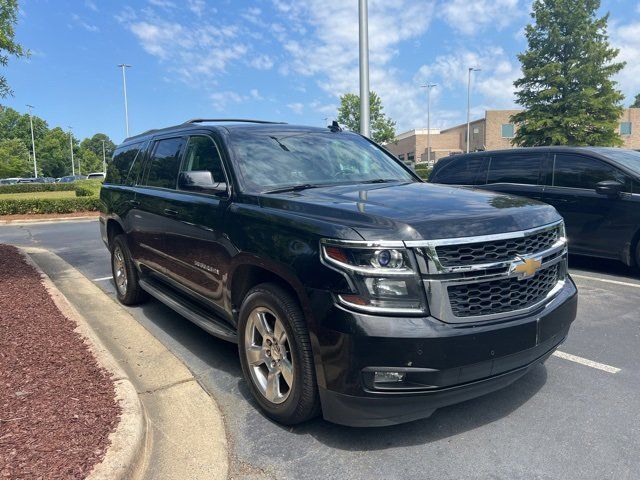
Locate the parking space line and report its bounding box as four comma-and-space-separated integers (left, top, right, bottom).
571, 273, 640, 289
92, 276, 112, 282
553, 350, 621, 374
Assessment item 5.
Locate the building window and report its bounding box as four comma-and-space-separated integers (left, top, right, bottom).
473, 127, 480, 134
620, 122, 632, 136
398, 154, 405, 161
407, 152, 415, 163
501, 124, 515, 138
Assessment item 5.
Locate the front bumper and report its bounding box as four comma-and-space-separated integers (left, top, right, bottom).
311, 277, 578, 427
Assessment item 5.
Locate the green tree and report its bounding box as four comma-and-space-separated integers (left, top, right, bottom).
1, 0, 28, 98
0, 137, 30, 177
0, 105, 48, 156
337, 91, 396, 144
631, 94, 640, 108
39, 127, 73, 178
80, 133, 115, 165
511, 0, 625, 147
78, 147, 102, 174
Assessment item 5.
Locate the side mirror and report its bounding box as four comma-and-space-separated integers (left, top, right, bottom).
595, 180, 623, 197
178, 171, 227, 195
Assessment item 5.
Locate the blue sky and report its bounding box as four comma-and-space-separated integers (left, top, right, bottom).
3, 0, 640, 143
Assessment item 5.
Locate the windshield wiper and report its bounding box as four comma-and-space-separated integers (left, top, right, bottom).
263, 183, 322, 194
360, 178, 400, 184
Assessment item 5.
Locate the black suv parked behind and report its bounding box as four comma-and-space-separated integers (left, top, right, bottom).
430, 147, 640, 267
100, 120, 578, 427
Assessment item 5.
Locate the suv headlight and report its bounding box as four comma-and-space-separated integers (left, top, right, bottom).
320, 240, 427, 314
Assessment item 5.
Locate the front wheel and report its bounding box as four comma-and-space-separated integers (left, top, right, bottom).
238, 283, 320, 425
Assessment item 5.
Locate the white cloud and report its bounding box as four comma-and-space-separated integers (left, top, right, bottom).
416, 47, 520, 124
610, 20, 640, 103
439, 0, 524, 36
188, 0, 207, 17
249, 54, 274, 70
84, 0, 98, 12
71, 13, 100, 32
271, 0, 436, 130
148, 0, 175, 8
210, 91, 247, 110
287, 102, 305, 114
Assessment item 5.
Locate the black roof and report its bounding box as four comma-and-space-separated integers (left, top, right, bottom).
122, 119, 332, 144
449, 146, 635, 157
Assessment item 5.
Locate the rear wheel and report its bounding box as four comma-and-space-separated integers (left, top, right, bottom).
238, 283, 320, 425
111, 235, 148, 305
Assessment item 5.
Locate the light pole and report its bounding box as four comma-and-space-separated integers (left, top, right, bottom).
118, 64, 132, 137
466, 67, 481, 153
101, 139, 107, 174
26, 104, 38, 178
358, 0, 370, 138
68, 126, 75, 176
420, 84, 437, 164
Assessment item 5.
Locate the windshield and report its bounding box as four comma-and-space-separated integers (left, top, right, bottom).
588, 148, 640, 175
227, 129, 416, 193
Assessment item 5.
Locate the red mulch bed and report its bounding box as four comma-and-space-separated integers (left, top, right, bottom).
0, 245, 120, 479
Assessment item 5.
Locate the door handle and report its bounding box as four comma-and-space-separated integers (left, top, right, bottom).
128, 199, 140, 207
164, 208, 179, 216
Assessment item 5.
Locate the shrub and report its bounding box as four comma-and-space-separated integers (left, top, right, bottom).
0, 182, 76, 194
414, 164, 433, 181
0, 197, 101, 216
74, 180, 103, 197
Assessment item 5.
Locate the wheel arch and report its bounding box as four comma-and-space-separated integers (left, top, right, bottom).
106, 218, 125, 249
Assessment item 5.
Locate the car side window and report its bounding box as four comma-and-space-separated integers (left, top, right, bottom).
487, 154, 542, 185
553, 154, 628, 190
141, 137, 185, 189
181, 136, 226, 183
106, 142, 143, 185
432, 157, 485, 184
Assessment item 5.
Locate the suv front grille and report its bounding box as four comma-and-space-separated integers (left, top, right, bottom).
411, 221, 568, 323
447, 264, 559, 317
435, 226, 560, 267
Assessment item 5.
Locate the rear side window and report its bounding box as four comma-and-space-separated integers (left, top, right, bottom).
182, 136, 226, 183
487, 154, 541, 185
553, 154, 627, 190
432, 157, 484, 184
106, 142, 144, 185
141, 138, 185, 189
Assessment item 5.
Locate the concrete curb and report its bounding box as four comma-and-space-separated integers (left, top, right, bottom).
19, 248, 146, 480
22, 246, 229, 480
0, 214, 99, 225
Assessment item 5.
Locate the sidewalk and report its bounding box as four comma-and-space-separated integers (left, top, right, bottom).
23, 247, 229, 480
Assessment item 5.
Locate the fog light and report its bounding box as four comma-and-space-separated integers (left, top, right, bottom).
374, 371, 405, 383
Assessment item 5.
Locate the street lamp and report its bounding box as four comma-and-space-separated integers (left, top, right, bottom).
68, 126, 75, 176
101, 139, 107, 174
118, 64, 132, 137
358, 0, 370, 138
26, 104, 37, 178
466, 67, 481, 153
420, 84, 437, 164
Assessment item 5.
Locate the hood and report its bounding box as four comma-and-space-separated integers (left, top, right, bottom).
257, 182, 561, 241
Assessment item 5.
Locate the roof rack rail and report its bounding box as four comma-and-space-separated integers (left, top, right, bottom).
182, 118, 287, 125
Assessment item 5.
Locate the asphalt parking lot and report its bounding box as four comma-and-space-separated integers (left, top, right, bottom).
1, 219, 638, 480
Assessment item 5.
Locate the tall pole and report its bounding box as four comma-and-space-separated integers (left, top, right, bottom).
101, 140, 107, 174
26, 104, 37, 178
68, 127, 75, 176
421, 84, 436, 163
466, 67, 481, 153
358, 0, 370, 138
118, 64, 132, 137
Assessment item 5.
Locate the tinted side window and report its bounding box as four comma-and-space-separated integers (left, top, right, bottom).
142, 138, 185, 189
553, 154, 627, 190
182, 136, 225, 183
487, 154, 541, 185
432, 157, 484, 184
106, 142, 142, 185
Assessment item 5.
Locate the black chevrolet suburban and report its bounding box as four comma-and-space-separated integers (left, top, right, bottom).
100, 119, 578, 427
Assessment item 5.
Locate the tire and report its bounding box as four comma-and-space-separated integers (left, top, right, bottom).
110, 234, 148, 305
238, 283, 320, 425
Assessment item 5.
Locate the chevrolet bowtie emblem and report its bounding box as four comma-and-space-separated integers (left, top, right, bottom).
511, 257, 542, 280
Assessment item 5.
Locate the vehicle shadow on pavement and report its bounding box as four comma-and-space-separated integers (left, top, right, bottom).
133, 296, 548, 450
569, 254, 637, 279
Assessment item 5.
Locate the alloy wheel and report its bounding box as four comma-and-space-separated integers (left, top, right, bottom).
113, 246, 128, 296
244, 307, 294, 404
